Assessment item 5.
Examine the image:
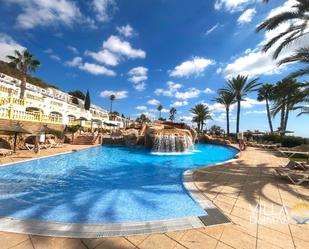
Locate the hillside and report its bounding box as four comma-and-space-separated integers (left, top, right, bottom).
0, 60, 59, 90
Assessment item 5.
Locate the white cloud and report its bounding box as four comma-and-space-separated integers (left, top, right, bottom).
155, 81, 183, 96
65, 56, 116, 76
103, 35, 146, 59
175, 88, 201, 100
50, 54, 61, 61
85, 49, 119, 66
128, 66, 148, 92
92, 0, 116, 23
68, 45, 79, 54
128, 66, 148, 83
7, 0, 83, 29
136, 105, 147, 111
147, 99, 160, 105
237, 8, 256, 24
65, 56, 82, 67
134, 82, 146, 91
171, 100, 188, 107
245, 110, 267, 115
241, 97, 265, 108
204, 88, 215, 94
116, 24, 136, 38
100, 90, 128, 99
205, 23, 219, 35
79, 62, 116, 76
0, 33, 25, 62
214, 0, 254, 12
179, 115, 193, 122
169, 57, 215, 78
223, 1, 305, 78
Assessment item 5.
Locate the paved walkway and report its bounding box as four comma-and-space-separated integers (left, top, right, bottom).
0, 147, 308, 249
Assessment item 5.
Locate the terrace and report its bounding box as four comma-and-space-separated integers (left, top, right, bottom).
0, 146, 308, 249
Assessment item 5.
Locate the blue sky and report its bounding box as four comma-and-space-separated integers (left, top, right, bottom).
0, 0, 308, 136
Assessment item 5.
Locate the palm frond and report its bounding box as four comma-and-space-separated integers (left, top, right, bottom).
288, 66, 309, 78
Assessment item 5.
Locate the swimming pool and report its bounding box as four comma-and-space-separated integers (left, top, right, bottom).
0, 144, 238, 225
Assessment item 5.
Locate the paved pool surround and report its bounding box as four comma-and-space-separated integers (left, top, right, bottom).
0, 144, 238, 238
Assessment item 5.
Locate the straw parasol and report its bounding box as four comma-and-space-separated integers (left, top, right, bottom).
0, 122, 31, 152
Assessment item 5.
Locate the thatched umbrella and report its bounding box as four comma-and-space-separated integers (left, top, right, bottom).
0, 123, 31, 152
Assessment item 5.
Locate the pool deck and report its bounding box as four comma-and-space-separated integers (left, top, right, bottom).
0, 146, 308, 248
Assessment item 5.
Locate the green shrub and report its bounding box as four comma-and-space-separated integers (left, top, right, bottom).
262, 134, 281, 143
280, 136, 307, 148
48, 129, 65, 139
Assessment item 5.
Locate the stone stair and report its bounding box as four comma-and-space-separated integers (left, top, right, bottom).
72, 135, 95, 145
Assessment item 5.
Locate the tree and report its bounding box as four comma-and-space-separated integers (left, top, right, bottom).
84, 89, 91, 110
169, 107, 177, 122
214, 91, 236, 137
257, 84, 274, 133
157, 104, 163, 119
271, 78, 303, 132
136, 114, 150, 124
7, 49, 40, 99
68, 90, 85, 100
109, 94, 116, 113
209, 125, 225, 136
220, 75, 260, 133
257, 0, 309, 77
190, 104, 212, 131
256, 0, 309, 59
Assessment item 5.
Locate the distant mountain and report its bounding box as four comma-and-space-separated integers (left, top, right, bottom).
0, 60, 59, 90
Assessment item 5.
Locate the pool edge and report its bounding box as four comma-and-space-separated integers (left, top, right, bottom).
0, 145, 239, 238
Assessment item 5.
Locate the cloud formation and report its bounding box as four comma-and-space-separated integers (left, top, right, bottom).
237, 8, 256, 24
128, 66, 148, 91
100, 90, 128, 99
116, 24, 136, 38
0, 34, 25, 62
169, 57, 215, 78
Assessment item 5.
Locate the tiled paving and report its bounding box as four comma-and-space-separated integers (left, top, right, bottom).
0, 146, 308, 248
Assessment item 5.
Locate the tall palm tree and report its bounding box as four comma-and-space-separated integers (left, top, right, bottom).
220, 75, 260, 133
271, 78, 302, 132
257, 84, 274, 133
7, 49, 40, 99
109, 94, 116, 113
214, 91, 236, 137
257, 0, 309, 78
169, 107, 177, 122
157, 104, 163, 119
279, 47, 309, 78
190, 104, 212, 131
256, 0, 309, 59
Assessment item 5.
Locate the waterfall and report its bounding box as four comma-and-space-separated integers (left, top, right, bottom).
152, 134, 193, 153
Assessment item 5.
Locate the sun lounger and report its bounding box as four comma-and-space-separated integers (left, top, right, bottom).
0, 148, 13, 156
276, 149, 309, 159
47, 139, 64, 148
275, 168, 309, 185
25, 143, 50, 150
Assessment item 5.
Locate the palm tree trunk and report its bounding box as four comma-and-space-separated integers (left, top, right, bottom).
20, 74, 27, 99
236, 100, 241, 133
159, 111, 161, 119
266, 98, 273, 133
284, 104, 289, 132
226, 107, 230, 137
197, 122, 200, 131
280, 103, 286, 132
201, 121, 204, 131
110, 101, 113, 113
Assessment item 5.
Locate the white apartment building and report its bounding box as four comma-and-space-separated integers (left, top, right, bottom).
0, 73, 128, 129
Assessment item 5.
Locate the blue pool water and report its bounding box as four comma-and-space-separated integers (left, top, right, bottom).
0, 144, 238, 224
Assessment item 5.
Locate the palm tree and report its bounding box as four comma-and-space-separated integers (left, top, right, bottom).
271, 78, 302, 132
190, 104, 212, 131
7, 49, 40, 99
279, 47, 309, 78
169, 107, 177, 122
157, 104, 163, 119
257, 84, 274, 133
214, 91, 236, 137
220, 75, 260, 133
256, 0, 309, 59
257, 0, 309, 78
109, 94, 116, 113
